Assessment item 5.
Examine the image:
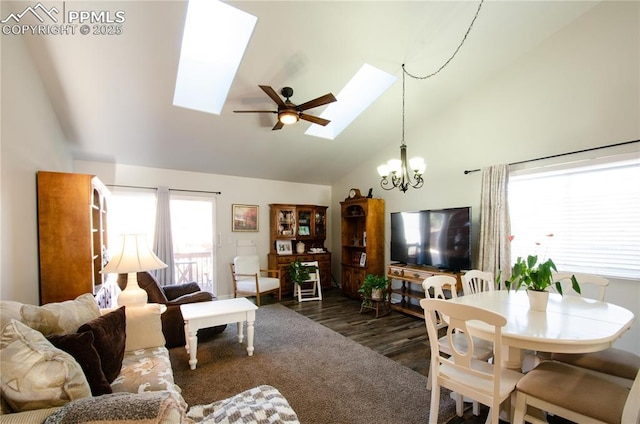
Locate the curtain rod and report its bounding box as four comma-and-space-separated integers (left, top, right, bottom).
463, 139, 639, 174
107, 184, 221, 195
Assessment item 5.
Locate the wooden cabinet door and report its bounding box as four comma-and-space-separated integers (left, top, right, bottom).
38, 171, 109, 305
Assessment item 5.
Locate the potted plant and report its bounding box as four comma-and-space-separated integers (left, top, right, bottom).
358, 274, 389, 301
505, 255, 580, 311
289, 259, 317, 286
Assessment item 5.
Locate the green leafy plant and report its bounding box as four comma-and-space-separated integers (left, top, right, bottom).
289, 259, 317, 285
505, 255, 580, 295
358, 274, 389, 299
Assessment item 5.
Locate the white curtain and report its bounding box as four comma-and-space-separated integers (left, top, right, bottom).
153, 187, 175, 286
478, 164, 511, 289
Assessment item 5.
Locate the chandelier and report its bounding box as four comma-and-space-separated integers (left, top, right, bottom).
377, 68, 425, 192
377, 0, 484, 193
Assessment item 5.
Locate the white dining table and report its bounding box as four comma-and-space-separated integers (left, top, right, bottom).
449, 290, 636, 371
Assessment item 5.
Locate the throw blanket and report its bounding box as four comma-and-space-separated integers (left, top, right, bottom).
187, 385, 299, 424
44, 391, 188, 424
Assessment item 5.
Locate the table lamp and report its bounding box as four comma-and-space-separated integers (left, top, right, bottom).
102, 234, 167, 308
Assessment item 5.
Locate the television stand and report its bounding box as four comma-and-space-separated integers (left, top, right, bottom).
386, 264, 462, 319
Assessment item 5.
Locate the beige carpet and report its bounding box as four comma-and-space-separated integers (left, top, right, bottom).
170, 303, 458, 424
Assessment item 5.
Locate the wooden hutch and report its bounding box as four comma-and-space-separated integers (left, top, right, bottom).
37, 171, 110, 305
267, 204, 331, 295
340, 195, 385, 299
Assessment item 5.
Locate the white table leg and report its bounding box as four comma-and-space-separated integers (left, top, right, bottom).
237, 321, 245, 343
183, 321, 190, 354
246, 317, 254, 356
502, 344, 523, 371
187, 329, 198, 370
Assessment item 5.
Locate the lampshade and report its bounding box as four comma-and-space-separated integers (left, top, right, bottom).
278, 110, 299, 125
102, 234, 167, 308
409, 157, 426, 174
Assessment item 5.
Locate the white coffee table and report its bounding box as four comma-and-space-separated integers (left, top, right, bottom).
180, 298, 258, 370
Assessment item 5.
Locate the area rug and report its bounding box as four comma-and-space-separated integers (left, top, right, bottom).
170, 303, 458, 424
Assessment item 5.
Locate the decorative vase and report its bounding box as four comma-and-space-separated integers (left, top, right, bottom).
527, 290, 549, 312
296, 241, 305, 254
371, 288, 383, 301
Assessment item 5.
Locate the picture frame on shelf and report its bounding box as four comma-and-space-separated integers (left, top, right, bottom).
276, 240, 292, 255
232, 204, 259, 232
359, 252, 367, 267
298, 226, 310, 236
352, 251, 361, 264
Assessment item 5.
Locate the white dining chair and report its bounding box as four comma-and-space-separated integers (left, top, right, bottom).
552, 271, 609, 301
547, 272, 635, 387
230, 255, 281, 306
527, 272, 608, 372
423, 275, 494, 417
462, 270, 495, 296
513, 361, 640, 424
421, 298, 523, 424
295, 261, 322, 302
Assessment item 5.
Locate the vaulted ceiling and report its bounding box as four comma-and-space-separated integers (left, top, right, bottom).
19, 1, 598, 185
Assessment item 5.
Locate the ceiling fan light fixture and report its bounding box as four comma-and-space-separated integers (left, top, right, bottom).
278, 110, 299, 125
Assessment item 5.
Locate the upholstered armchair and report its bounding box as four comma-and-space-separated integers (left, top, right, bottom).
117, 272, 225, 348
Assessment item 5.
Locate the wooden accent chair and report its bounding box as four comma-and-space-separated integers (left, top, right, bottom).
230, 255, 281, 306
513, 361, 640, 424
461, 270, 495, 295
420, 298, 523, 424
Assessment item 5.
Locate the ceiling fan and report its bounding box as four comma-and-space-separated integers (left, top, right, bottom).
234, 85, 337, 131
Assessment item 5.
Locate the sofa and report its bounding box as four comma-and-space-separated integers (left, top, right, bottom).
0, 294, 300, 424
116, 272, 226, 348
0, 294, 187, 423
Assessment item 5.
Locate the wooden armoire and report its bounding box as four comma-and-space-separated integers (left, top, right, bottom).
37, 171, 109, 304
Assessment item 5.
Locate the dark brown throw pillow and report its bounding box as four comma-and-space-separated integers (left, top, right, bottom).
46, 332, 113, 396
77, 307, 126, 383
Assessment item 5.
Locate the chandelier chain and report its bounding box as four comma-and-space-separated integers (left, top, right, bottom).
401, 70, 405, 144
403, 0, 484, 80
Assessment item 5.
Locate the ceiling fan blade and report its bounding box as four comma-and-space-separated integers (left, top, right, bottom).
259, 85, 286, 108
233, 110, 277, 114
272, 120, 285, 131
299, 113, 331, 126
296, 93, 337, 112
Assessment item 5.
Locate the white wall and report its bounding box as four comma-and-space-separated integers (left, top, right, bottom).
330, 1, 640, 354
1, 34, 74, 303
74, 161, 332, 299
1, 0, 637, 355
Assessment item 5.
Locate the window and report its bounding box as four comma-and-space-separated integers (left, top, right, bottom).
108, 189, 217, 294
170, 196, 216, 293
508, 155, 640, 279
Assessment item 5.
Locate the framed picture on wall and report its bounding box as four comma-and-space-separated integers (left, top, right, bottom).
276, 240, 292, 255
232, 204, 259, 232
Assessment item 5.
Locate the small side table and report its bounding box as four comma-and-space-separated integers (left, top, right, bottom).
359, 297, 391, 318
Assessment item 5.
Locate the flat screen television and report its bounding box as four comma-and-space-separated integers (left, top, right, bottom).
390, 207, 471, 271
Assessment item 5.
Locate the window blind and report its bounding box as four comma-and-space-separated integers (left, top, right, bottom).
508, 158, 640, 279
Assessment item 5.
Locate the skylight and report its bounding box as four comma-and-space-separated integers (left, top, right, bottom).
173, 0, 256, 115
305, 64, 397, 140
